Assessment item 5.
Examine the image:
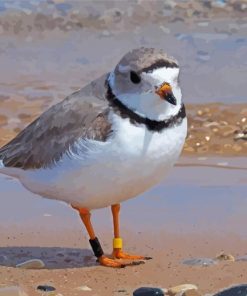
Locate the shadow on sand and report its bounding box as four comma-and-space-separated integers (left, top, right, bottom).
0, 246, 98, 269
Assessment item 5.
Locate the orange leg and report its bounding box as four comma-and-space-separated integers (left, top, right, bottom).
72, 205, 125, 268
111, 204, 152, 261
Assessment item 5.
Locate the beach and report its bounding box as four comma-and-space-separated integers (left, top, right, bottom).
0, 1, 247, 295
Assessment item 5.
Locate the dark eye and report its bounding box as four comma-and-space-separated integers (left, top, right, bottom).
130, 71, 141, 84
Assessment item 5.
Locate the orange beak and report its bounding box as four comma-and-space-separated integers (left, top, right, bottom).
155, 83, 177, 105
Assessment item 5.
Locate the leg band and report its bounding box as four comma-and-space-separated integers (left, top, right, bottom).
113, 238, 123, 249
89, 237, 104, 258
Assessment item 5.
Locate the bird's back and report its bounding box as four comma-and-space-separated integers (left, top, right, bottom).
0, 73, 111, 170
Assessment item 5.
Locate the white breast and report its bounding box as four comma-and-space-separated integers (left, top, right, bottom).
3, 113, 187, 210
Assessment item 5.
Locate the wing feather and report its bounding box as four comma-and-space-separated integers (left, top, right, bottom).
0, 74, 112, 170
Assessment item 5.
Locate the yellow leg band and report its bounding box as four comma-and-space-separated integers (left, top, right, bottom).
113, 238, 123, 249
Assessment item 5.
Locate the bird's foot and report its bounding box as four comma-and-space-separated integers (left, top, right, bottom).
112, 249, 152, 261
98, 255, 125, 268
97, 255, 145, 268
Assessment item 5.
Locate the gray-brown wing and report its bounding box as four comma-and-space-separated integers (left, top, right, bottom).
0, 73, 112, 170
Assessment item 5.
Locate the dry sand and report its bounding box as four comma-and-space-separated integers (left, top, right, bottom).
1, 230, 247, 296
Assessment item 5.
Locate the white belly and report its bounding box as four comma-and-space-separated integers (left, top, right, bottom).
2, 117, 187, 210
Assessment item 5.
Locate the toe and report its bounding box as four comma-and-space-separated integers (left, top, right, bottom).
113, 250, 150, 260
98, 256, 125, 268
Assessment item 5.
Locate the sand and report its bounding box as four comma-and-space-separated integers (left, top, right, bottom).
1, 230, 247, 296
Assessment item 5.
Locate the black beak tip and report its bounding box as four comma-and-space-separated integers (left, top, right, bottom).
166, 93, 177, 105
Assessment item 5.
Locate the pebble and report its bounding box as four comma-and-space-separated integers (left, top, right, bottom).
160, 25, 171, 34
181, 290, 201, 296
37, 285, 56, 292
76, 286, 92, 291
197, 50, 210, 62
215, 252, 235, 262
133, 287, 164, 296
220, 126, 236, 137
167, 284, 198, 296
217, 162, 228, 166
234, 131, 247, 141
236, 255, 247, 261
16, 259, 45, 269
182, 257, 217, 266
0, 286, 28, 296
101, 30, 111, 37
214, 284, 247, 296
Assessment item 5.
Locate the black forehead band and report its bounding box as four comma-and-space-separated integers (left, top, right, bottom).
141, 59, 178, 73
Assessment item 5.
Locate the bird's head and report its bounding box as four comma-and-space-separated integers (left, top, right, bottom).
108, 47, 182, 121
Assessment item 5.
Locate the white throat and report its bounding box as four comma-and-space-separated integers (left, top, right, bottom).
109, 67, 182, 121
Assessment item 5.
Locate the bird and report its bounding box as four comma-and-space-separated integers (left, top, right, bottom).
0, 47, 187, 268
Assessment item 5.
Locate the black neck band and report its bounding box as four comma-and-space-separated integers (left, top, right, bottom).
106, 81, 186, 132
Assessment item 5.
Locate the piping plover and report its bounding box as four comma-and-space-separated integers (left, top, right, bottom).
0, 47, 187, 267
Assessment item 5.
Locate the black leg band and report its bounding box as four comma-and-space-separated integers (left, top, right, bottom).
89, 237, 104, 258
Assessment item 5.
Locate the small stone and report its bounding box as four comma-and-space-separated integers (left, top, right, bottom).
220, 126, 236, 137
204, 122, 219, 128
160, 25, 170, 34
182, 290, 202, 296
168, 284, 198, 296
234, 132, 247, 141
217, 162, 228, 166
37, 285, 55, 292
236, 255, 247, 261
133, 287, 164, 296
197, 50, 210, 62
214, 284, 247, 296
101, 30, 111, 37
182, 258, 216, 266
215, 252, 235, 262
16, 259, 45, 269
76, 286, 92, 291
0, 286, 28, 296
197, 22, 209, 27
